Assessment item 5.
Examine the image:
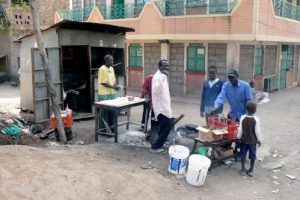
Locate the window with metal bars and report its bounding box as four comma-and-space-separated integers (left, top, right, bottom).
72, 0, 83, 9
95, 0, 106, 7
255, 46, 264, 75
129, 44, 143, 67
187, 44, 205, 72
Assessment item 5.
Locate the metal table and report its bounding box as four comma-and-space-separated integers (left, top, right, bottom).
191, 138, 238, 167
94, 97, 150, 143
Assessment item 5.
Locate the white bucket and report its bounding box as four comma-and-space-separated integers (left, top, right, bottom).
186, 155, 211, 186
168, 145, 190, 175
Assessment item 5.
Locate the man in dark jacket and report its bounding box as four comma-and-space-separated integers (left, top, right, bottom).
200, 65, 224, 124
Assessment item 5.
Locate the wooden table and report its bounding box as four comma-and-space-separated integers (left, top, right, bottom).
94, 97, 150, 143
191, 138, 238, 167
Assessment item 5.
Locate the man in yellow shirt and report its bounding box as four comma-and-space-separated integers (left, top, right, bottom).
98, 54, 122, 132
98, 55, 121, 100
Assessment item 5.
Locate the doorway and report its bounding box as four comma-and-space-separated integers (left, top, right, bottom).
280, 45, 294, 89
61, 46, 91, 113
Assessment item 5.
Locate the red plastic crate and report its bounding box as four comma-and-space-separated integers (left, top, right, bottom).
207, 117, 239, 140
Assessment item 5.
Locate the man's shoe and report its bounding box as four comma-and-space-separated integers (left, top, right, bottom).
139, 126, 145, 131
246, 169, 253, 177
145, 134, 150, 141
149, 148, 165, 153
163, 142, 170, 148
239, 169, 247, 176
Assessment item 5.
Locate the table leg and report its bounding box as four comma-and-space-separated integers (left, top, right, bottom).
126, 108, 130, 130
95, 107, 99, 141
210, 146, 216, 166
192, 139, 198, 154
114, 110, 118, 143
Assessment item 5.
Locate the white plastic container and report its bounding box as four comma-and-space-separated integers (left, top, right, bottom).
168, 145, 190, 175
186, 155, 211, 186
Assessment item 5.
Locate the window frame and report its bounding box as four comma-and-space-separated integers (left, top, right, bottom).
128, 44, 143, 67
254, 45, 264, 75
187, 44, 206, 72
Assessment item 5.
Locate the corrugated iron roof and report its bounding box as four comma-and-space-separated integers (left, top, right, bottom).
17, 20, 135, 41
48, 20, 135, 33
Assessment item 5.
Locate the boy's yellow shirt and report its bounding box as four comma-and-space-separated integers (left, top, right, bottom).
98, 65, 116, 96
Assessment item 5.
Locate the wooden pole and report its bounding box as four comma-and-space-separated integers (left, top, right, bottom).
28, 0, 67, 144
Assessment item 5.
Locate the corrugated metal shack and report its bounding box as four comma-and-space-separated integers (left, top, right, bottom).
18, 20, 134, 122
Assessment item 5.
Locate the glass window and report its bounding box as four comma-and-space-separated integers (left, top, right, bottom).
187, 44, 205, 72
96, 0, 106, 7
255, 46, 264, 75
73, 0, 83, 9
129, 44, 143, 67
84, 0, 93, 8
136, 0, 150, 3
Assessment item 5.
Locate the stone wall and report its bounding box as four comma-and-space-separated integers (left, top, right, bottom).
144, 43, 160, 76
239, 45, 254, 82
264, 45, 277, 76
207, 43, 227, 81
169, 43, 184, 94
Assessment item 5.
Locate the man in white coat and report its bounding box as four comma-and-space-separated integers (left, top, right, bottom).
150, 59, 173, 153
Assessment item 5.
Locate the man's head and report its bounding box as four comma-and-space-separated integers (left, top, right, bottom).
158, 59, 170, 76
208, 65, 217, 81
104, 54, 114, 67
249, 81, 255, 88
227, 69, 239, 86
246, 101, 256, 115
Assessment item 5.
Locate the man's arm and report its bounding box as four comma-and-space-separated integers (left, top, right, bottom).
101, 83, 120, 90
245, 83, 253, 102
141, 78, 150, 98
214, 84, 227, 110
255, 117, 263, 143
236, 115, 245, 139
99, 68, 120, 90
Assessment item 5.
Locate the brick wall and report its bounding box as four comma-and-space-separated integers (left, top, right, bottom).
88, 0, 300, 41
264, 45, 277, 76
144, 43, 160, 76
258, 0, 300, 40
8, 1, 68, 31
169, 43, 184, 94
239, 45, 254, 82
9, 6, 32, 31
37, 0, 69, 29
207, 43, 227, 81
91, 0, 254, 36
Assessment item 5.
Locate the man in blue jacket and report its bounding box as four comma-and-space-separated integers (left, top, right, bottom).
212, 69, 252, 122
200, 65, 224, 124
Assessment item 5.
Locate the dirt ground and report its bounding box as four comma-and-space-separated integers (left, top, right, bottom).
0, 83, 299, 200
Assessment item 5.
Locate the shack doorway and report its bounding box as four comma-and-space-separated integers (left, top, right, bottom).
62, 46, 91, 113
